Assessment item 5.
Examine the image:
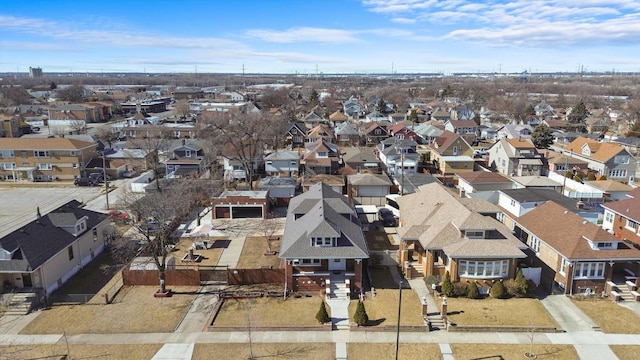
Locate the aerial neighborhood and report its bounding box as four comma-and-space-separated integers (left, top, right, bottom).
1, 71, 640, 359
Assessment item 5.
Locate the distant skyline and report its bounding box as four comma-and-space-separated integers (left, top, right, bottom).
1, 1, 640, 75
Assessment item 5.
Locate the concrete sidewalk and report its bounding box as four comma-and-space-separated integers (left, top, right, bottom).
539, 295, 598, 332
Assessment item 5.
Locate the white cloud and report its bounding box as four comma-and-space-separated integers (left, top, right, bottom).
391, 17, 417, 24
244, 27, 360, 43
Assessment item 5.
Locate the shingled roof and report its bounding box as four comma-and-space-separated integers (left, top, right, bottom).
279, 182, 369, 260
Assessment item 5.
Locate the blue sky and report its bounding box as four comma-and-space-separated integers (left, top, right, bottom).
1, 0, 640, 74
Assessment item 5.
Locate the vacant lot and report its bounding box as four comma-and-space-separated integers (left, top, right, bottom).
436, 296, 560, 328
192, 343, 334, 360
349, 288, 424, 326
236, 236, 283, 269
368, 266, 403, 289
609, 345, 640, 360
212, 294, 323, 327
0, 344, 161, 360
451, 343, 579, 360
349, 343, 441, 359
20, 286, 197, 335
571, 297, 640, 333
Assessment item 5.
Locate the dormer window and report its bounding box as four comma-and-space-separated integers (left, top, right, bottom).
185, 150, 192, 157
463, 230, 484, 239
312, 236, 335, 247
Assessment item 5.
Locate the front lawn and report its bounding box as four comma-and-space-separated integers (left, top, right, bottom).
451, 344, 579, 360
571, 297, 640, 334
348, 288, 424, 326
436, 296, 560, 328
212, 294, 323, 327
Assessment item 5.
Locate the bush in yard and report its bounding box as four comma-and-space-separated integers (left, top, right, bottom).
424, 275, 438, 287
565, 171, 573, 178
467, 281, 481, 299
573, 173, 583, 182
503, 279, 520, 297
515, 269, 529, 296
490, 281, 507, 299
453, 282, 468, 297
599, 174, 607, 180
586, 172, 596, 181
353, 301, 369, 326
316, 301, 330, 324
441, 271, 453, 297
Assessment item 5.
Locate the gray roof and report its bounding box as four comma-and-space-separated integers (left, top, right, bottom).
0, 200, 107, 272
264, 150, 299, 161
348, 173, 392, 186
279, 182, 369, 260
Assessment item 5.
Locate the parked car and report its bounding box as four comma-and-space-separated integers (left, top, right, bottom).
74, 177, 98, 186
473, 148, 488, 158
108, 210, 130, 224
378, 207, 398, 227
88, 172, 113, 183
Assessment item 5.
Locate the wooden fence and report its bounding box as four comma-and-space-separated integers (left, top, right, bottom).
122, 269, 201, 286
227, 268, 285, 285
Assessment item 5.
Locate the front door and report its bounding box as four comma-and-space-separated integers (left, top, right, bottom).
329, 258, 346, 271
21, 273, 32, 287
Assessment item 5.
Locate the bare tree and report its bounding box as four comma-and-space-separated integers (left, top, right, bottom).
127, 127, 172, 191
69, 120, 86, 135
95, 125, 119, 148
261, 212, 279, 255
173, 100, 191, 121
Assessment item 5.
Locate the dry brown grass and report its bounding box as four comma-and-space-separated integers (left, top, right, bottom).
236, 236, 284, 269
0, 344, 161, 360
348, 343, 442, 359
348, 288, 424, 326
173, 238, 224, 266
436, 297, 560, 327
369, 266, 401, 289
212, 294, 324, 327
20, 286, 198, 335
570, 297, 640, 333
192, 343, 334, 360
609, 345, 640, 359
450, 343, 579, 360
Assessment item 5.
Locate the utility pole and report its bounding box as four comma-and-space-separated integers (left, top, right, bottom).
103, 152, 110, 210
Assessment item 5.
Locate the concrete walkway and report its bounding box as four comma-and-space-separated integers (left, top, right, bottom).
539, 295, 598, 332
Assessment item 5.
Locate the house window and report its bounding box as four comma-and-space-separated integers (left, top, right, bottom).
452, 146, 458, 156
290, 161, 297, 166
312, 237, 334, 247
596, 242, 613, 249
129, 130, 136, 137
34, 150, 50, 158
374, 129, 381, 135
604, 211, 614, 224
625, 219, 638, 231
464, 231, 484, 239
299, 259, 321, 266
72, 163, 78, 168
529, 236, 540, 253
185, 150, 192, 157
510, 199, 516, 207
266, 161, 272, 166
614, 155, 629, 164
560, 258, 570, 275
573, 262, 605, 279
458, 260, 509, 278
93, 228, 98, 241
36, 163, 52, 170
68, 246, 74, 260
608, 169, 627, 178
70, 150, 77, 156
0, 162, 16, 170
0, 150, 14, 158
496, 212, 504, 223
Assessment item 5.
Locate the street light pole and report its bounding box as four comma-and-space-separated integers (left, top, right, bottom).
395, 274, 403, 360
103, 152, 109, 210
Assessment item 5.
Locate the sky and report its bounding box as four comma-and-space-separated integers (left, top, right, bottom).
1, 0, 640, 75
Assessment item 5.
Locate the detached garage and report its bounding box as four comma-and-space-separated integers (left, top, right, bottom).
213, 190, 269, 219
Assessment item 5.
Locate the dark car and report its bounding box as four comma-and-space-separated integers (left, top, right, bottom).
378, 207, 398, 227
74, 177, 98, 186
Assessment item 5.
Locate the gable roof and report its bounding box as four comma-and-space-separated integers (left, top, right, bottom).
518, 202, 640, 260
0, 138, 96, 150
505, 138, 536, 149
279, 182, 368, 259
0, 200, 107, 272
447, 119, 478, 128
429, 131, 470, 154
565, 137, 629, 162
397, 183, 526, 258
329, 110, 348, 121
602, 196, 640, 222
348, 173, 392, 186
264, 150, 299, 161
457, 171, 513, 184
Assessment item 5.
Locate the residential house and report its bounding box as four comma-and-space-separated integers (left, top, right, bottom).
396, 172, 441, 195
542, 119, 569, 132
342, 98, 362, 119
284, 122, 307, 149
478, 125, 499, 141
301, 174, 345, 194
587, 179, 634, 201
457, 171, 514, 195
302, 138, 340, 175
0, 114, 28, 138
497, 124, 533, 139
534, 102, 557, 118
164, 140, 209, 178
0, 138, 97, 181
376, 138, 420, 178
171, 87, 203, 100
0, 200, 110, 296
328, 110, 348, 127
363, 110, 388, 123
302, 106, 324, 129
487, 138, 544, 176
413, 123, 444, 145
430, 108, 451, 123
602, 195, 640, 246
340, 147, 381, 175
346, 173, 392, 206
496, 188, 600, 231
563, 137, 638, 182
428, 131, 475, 175
387, 123, 418, 142
585, 117, 609, 134
361, 122, 388, 145
334, 122, 361, 146
397, 183, 527, 285
221, 141, 263, 182
306, 124, 334, 144
515, 201, 640, 295
444, 119, 478, 144
280, 182, 369, 296
545, 151, 589, 174
511, 176, 563, 191
264, 150, 299, 177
